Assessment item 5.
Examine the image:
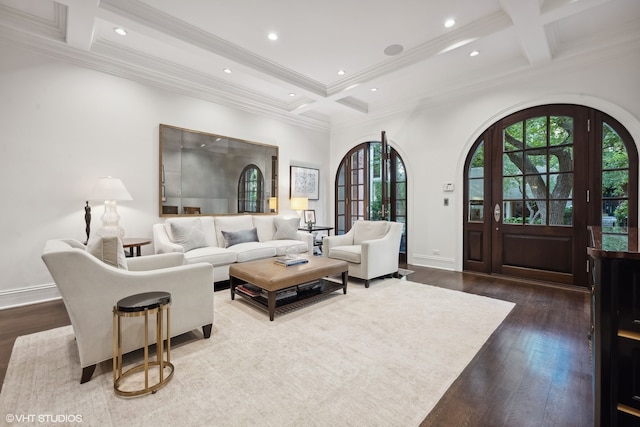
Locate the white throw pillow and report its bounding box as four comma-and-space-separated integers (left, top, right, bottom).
86, 235, 128, 270
169, 218, 208, 252
273, 217, 301, 240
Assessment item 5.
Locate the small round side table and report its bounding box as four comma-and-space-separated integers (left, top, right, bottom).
112, 291, 174, 397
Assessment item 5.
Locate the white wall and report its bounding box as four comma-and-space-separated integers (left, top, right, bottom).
0, 44, 329, 308
329, 47, 640, 272
3, 41, 639, 308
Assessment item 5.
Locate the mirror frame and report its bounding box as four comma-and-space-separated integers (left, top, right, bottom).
159, 124, 278, 217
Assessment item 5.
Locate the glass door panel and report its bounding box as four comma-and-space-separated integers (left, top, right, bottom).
601, 122, 630, 233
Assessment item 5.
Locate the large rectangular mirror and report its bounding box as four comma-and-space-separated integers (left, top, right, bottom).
159, 124, 278, 216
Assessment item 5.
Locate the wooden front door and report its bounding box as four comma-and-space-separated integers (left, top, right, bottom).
491, 105, 588, 285
463, 104, 637, 287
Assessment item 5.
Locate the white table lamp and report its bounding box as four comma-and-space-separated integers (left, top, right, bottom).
269, 197, 278, 212
89, 176, 133, 238
290, 197, 308, 211
290, 197, 308, 226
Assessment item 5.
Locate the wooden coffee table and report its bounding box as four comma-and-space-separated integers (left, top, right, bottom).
229, 256, 348, 320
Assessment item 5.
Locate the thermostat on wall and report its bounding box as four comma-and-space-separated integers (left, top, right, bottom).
443, 183, 454, 192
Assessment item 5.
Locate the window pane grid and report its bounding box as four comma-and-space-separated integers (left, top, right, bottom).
502, 116, 573, 226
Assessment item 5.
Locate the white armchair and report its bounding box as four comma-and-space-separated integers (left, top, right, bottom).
41, 239, 214, 383
322, 221, 404, 287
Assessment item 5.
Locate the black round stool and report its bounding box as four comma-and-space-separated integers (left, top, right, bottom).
112, 291, 174, 397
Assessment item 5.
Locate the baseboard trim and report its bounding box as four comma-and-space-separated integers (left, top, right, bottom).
0, 283, 61, 310
410, 254, 456, 271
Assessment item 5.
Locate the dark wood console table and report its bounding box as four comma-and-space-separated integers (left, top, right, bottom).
587, 226, 640, 426
122, 238, 151, 257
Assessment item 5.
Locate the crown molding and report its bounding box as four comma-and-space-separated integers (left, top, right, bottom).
100, 0, 328, 97
93, 39, 294, 110
0, 26, 331, 133
0, 1, 66, 41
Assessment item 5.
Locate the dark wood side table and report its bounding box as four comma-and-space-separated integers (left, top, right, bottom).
299, 226, 334, 255
122, 238, 152, 257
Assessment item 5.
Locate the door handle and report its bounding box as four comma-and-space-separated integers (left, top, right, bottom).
494, 203, 501, 223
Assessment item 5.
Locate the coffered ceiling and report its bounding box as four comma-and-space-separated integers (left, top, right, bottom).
1, 0, 639, 131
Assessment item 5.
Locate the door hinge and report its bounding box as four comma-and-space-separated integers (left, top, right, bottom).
586, 189, 590, 203
587, 118, 591, 132
587, 259, 590, 273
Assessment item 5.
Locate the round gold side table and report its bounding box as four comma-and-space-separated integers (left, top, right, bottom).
112, 291, 174, 397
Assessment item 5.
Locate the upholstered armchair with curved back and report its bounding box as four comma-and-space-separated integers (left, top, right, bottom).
41, 238, 214, 383
322, 220, 404, 288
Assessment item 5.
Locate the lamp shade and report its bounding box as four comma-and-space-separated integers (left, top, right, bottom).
269, 197, 278, 210
89, 176, 133, 201
290, 197, 308, 210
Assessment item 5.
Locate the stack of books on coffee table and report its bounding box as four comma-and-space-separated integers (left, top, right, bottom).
274, 257, 309, 267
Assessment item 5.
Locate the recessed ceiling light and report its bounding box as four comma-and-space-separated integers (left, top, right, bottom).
223, 68, 232, 74
444, 19, 456, 28
337, 70, 346, 75
268, 32, 278, 41
470, 50, 480, 57
114, 27, 127, 36
289, 92, 296, 97
371, 87, 378, 92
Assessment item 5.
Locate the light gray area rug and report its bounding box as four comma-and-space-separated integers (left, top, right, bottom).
1, 278, 514, 427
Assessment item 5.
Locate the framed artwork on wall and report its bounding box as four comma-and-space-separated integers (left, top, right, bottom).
290, 166, 319, 200
304, 209, 316, 225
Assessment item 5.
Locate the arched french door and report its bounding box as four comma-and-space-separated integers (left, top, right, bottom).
335, 133, 407, 262
463, 104, 638, 287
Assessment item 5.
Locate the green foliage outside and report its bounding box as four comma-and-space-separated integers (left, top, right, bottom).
501, 116, 574, 225
614, 201, 628, 226
602, 122, 629, 197
368, 143, 406, 221
602, 123, 629, 227
602, 233, 629, 251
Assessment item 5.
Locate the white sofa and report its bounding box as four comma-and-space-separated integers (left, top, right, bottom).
153, 215, 313, 282
323, 220, 404, 287
41, 238, 214, 383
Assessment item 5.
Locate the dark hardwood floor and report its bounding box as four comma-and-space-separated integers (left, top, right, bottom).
0, 265, 592, 426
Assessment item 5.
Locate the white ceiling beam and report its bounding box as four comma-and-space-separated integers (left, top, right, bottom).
540, 0, 614, 22
500, 0, 552, 66
61, 0, 99, 51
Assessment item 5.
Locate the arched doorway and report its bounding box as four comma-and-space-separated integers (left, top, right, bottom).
463, 104, 638, 287
334, 134, 407, 262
